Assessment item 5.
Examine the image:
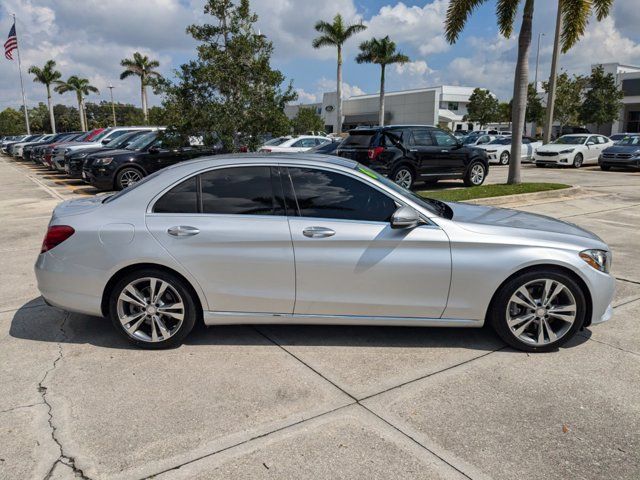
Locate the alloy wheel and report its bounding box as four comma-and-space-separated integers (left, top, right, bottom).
394, 169, 413, 189
506, 278, 577, 346
120, 169, 142, 188
500, 152, 510, 165
116, 277, 185, 343
470, 164, 485, 185
573, 154, 583, 168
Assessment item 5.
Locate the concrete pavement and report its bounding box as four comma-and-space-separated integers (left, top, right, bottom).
1, 157, 639, 479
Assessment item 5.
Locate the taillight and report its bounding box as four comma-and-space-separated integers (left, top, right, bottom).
367, 146, 384, 160
41, 225, 75, 253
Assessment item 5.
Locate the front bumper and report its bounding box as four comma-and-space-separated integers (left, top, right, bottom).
82, 166, 115, 190
533, 155, 572, 166
599, 157, 640, 169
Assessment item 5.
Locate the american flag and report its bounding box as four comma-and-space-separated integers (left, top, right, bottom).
5, 23, 17, 60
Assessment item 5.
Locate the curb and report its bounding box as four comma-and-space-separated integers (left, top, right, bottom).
464, 185, 587, 206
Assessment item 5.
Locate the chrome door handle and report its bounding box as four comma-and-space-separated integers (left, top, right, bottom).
303, 226, 335, 238
441, 149, 449, 153
409, 149, 418, 152
168, 226, 200, 237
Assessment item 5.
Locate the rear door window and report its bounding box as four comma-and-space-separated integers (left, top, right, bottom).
153, 176, 199, 214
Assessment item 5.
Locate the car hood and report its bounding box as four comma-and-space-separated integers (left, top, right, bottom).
446, 201, 602, 241
536, 143, 583, 152
603, 145, 640, 154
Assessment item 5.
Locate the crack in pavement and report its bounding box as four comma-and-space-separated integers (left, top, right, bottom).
0, 402, 45, 415
39, 312, 94, 480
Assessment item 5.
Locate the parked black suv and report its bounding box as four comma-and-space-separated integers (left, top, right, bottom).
82, 131, 220, 190
335, 125, 488, 189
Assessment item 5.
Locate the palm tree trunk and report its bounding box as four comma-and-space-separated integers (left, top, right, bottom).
141, 78, 148, 124
82, 97, 89, 131
379, 65, 386, 127
336, 46, 343, 134
507, 0, 534, 185
47, 84, 56, 134
76, 93, 86, 132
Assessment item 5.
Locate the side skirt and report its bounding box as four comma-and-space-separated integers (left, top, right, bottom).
203, 311, 483, 328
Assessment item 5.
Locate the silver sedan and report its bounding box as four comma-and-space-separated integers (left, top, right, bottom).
35, 154, 615, 352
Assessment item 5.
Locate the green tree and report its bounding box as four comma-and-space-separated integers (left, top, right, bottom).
120, 52, 162, 124
52, 104, 81, 132
466, 88, 499, 128
543, 72, 586, 134
312, 14, 366, 134
54, 76, 99, 131
27, 60, 61, 133
0, 108, 25, 135
355, 36, 409, 127
27, 103, 51, 133
291, 106, 325, 134
161, 0, 296, 151
579, 65, 624, 132
498, 102, 512, 125
445, 0, 614, 184
526, 83, 544, 125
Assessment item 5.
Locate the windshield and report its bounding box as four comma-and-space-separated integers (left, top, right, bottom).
488, 138, 511, 145
106, 131, 148, 148
462, 135, 480, 144
263, 137, 290, 146
553, 136, 586, 145
126, 131, 157, 151
617, 135, 640, 146
355, 164, 451, 218
92, 129, 113, 142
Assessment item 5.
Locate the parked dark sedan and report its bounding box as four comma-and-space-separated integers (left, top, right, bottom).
64, 130, 152, 177
82, 131, 219, 190
27, 132, 82, 163
336, 125, 489, 189
599, 134, 640, 170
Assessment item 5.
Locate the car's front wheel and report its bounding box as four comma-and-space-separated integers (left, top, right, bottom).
115, 167, 144, 190
108, 269, 198, 349
489, 270, 586, 352
463, 161, 486, 186
499, 151, 510, 165
572, 153, 583, 168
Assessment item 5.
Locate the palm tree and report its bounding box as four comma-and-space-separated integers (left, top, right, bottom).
54, 76, 99, 132
120, 52, 161, 124
28, 60, 61, 133
312, 14, 366, 134
356, 36, 409, 127
445, 0, 613, 184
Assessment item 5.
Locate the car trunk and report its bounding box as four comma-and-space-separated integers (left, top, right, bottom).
336, 130, 378, 162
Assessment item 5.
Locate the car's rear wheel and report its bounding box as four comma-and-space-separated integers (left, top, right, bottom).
391, 165, 415, 190
499, 151, 510, 165
463, 161, 486, 186
573, 153, 583, 168
489, 270, 586, 352
115, 167, 144, 190
108, 269, 198, 349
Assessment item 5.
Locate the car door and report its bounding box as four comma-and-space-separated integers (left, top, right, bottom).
584, 136, 601, 162
284, 166, 451, 319
430, 128, 467, 175
145, 165, 295, 313
290, 138, 317, 152
406, 127, 440, 176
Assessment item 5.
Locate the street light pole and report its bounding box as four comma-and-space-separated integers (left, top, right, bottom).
108, 84, 116, 126
543, 1, 563, 144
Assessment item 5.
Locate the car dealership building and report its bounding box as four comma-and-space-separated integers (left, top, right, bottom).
598, 63, 640, 135
285, 85, 485, 134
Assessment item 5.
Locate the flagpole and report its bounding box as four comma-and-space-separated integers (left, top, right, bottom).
11, 14, 30, 135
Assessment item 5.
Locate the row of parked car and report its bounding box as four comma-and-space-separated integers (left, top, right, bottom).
1, 128, 219, 190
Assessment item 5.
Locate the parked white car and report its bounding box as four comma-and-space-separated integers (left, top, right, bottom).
477, 136, 542, 165
461, 134, 501, 147
259, 135, 331, 153
533, 134, 614, 168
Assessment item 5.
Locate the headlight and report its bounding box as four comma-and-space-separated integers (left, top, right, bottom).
632, 150, 640, 158
94, 157, 113, 166
559, 148, 575, 154
579, 249, 611, 273
77, 152, 88, 158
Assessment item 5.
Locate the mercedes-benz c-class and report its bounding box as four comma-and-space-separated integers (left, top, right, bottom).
35, 155, 614, 352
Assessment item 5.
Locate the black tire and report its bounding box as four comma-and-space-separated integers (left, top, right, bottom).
391, 165, 415, 190
489, 269, 587, 353
600, 165, 611, 171
499, 151, 510, 165
572, 153, 583, 168
463, 161, 486, 186
115, 167, 144, 191
108, 268, 198, 349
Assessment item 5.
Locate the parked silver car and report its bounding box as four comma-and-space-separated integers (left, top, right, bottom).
35, 155, 614, 351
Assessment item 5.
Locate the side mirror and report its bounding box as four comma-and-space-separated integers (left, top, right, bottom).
148, 145, 160, 154
101, 138, 110, 145
390, 206, 421, 229
586, 141, 594, 146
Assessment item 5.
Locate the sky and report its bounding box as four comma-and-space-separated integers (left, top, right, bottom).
1, 0, 640, 113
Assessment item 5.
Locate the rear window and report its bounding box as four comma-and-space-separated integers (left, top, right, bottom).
341, 133, 375, 148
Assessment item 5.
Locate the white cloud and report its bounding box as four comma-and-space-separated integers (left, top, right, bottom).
293, 88, 319, 104
395, 60, 432, 76
365, 1, 449, 56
